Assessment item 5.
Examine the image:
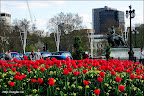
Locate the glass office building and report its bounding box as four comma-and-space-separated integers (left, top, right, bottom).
92, 6, 125, 34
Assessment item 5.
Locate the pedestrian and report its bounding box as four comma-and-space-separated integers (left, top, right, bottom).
5, 50, 12, 60
83, 52, 89, 59
30, 50, 37, 61
139, 48, 144, 64
37, 49, 42, 60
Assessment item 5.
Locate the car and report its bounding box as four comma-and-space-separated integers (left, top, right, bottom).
40, 52, 52, 58
51, 51, 73, 59
44, 55, 69, 60
24, 52, 31, 57
0, 52, 21, 60
19, 53, 23, 58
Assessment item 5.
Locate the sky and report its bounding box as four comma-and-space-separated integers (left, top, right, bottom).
0, 0, 143, 32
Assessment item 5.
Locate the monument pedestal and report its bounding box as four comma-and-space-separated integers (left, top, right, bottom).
110, 48, 140, 59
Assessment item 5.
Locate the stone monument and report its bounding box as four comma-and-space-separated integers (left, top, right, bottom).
106, 26, 127, 48
106, 26, 140, 59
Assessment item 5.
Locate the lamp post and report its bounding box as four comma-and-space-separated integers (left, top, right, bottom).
132, 28, 139, 47
126, 5, 135, 61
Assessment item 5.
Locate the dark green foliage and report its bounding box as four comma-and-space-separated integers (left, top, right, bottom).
131, 24, 144, 48
72, 36, 83, 60
105, 45, 111, 60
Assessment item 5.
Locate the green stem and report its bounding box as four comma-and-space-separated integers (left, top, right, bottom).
65, 76, 68, 92
47, 88, 49, 96
85, 87, 87, 96
76, 76, 78, 88
101, 82, 105, 96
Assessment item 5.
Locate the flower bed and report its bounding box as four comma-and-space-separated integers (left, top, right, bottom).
0, 58, 144, 96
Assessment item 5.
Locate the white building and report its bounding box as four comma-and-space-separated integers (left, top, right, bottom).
88, 32, 107, 57
0, 13, 11, 25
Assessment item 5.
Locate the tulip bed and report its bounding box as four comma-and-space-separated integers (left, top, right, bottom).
0, 58, 144, 96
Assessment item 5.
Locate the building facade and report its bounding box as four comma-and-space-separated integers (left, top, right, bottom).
0, 13, 11, 25
92, 6, 125, 34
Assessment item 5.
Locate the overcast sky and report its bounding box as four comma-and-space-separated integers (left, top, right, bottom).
1, 0, 143, 32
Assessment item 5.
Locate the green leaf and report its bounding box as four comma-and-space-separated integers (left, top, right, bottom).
60, 91, 64, 96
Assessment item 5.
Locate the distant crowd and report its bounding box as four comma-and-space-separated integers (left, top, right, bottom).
2, 48, 144, 65
4, 49, 42, 61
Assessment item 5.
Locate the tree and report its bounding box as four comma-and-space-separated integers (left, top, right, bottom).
59, 29, 90, 53
47, 12, 84, 34
47, 12, 84, 51
42, 37, 56, 52
26, 44, 36, 52
72, 36, 83, 60
105, 45, 111, 60
12, 19, 31, 53
131, 24, 144, 48
0, 20, 11, 52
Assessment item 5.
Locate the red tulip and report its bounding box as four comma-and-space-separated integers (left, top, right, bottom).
115, 77, 122, 82
111, 71, 116, 76
78, 72, 81, 75
66, 57, 70, 61
9, 82, 15, 87
27, 64, 31, 68
18, 75, 23, 80
48, 81, 55, 86
22, 74, 26, 78
77, 63, 82, 68
63, 69, 69, 75
97, 77, 103, 82
97, 68, 102, 71
94, 89, 100, 95
48, 78, 54, 82
23, 56, 28, 60
12, 68, 16, 72
17, 64, 21, 68
27, 69, 31, 72
9, 64, 13, 69
68, 68, 73, 72
16, 72, 20, 76
73, 71, 79, 76
99, 72, 105, 78
31, 79, 36, 83
3, 69, 7, 72
130, 75, 136, 80
88, 66, 92, 70
40, 67, 45, 72
45, 65, 49, 69
13, 64, 17, 67
37, 78, 43, 84
83, 80, 89, 85
83, 69, 87, 74
4, 63, 9, 67
119, 85, 125, 91
83, 64, 88, 68
136, 75, 141, 79
14, 75, 19, 80
33, 65, 39, 69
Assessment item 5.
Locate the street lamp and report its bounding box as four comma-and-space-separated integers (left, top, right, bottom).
126, 5, 135, 61
132, 28, 139, 47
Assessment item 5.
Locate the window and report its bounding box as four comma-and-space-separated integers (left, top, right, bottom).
1, 13, 5, 16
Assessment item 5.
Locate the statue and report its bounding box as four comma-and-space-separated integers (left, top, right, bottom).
106, 26, 127, 48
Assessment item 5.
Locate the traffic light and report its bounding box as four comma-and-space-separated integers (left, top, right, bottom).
43, 46, 46, 51
46, 43, 48, 51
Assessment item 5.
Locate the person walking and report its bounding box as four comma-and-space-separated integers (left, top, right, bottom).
139, 48, 144, 64
37, 49, 42, 60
